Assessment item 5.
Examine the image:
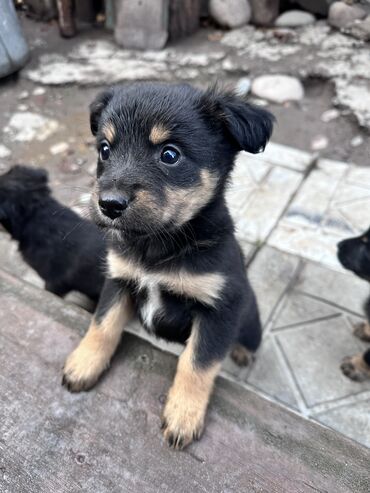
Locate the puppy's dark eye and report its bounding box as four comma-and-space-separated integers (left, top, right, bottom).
161, 146, 180, 166
100, 142, 110, 161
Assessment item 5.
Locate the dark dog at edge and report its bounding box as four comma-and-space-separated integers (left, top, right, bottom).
0, 165, 105, 302
337, 230, 370, 381
62, 82, 274, 449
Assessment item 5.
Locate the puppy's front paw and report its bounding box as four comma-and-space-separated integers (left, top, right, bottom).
161, 397, 205, 450
62, 344, 109, 392
353, 322, 370, 342
341, 354, 370, 382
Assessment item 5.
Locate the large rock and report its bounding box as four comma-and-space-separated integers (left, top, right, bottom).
209, 0, 251, 28
328, 1, 366, 29
275, 10, 315, 28
235, 76, 251, 96
251, 75, 304, 104
3, 112, 59, 142
345, 15, 370, 41
114, 0, 169, 50
249, 0, 279, 26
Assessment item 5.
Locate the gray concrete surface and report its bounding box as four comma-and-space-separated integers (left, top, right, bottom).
1, 268, 370, 493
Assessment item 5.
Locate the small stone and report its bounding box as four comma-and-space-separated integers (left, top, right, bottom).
251, 75, 304, 104
17, 104, 28, 111
32, 87, 46, 96
311, 135, 328, 151
321, 108, 340, 123
275, 10, 315, 28
328, 2, 366, 29
221, 58, 240, 72
59, 158, 80, 174
18, 90, 29, 100
4, 112, 59, 142
350, 135, 364, 147
251, 98, 268, 106
209, 0, 251, 29
235, 77, 251, 96
50, 142, 69, 155
0, 145, 11, 158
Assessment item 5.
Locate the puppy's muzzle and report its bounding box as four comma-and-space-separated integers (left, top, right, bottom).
98, 192, 129, 219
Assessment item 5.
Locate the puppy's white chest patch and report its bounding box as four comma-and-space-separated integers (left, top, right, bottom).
140, 283, 162, 330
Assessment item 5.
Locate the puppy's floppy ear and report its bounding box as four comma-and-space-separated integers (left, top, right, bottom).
89, 89, 114, 136
202, 89, 275, 154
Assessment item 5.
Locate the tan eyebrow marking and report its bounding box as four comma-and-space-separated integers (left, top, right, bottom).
102, 122, 116, 144
149, 124, 170, 145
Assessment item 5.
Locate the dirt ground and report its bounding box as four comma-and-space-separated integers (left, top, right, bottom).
0, 17, 369, 211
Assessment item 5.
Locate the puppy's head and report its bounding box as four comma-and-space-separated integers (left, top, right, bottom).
337, 229, 370, 281
0, 165, 49, 227
89, 83, 274, 234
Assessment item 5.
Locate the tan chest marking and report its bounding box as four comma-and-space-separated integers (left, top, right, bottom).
108, 250, 225, 307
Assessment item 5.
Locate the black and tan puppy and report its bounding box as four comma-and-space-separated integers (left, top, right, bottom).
337, 229, 370, 381
62, 83, 274, 449
0, 165, 105, 302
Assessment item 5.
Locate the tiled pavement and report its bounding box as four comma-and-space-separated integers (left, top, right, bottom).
1, 142, 370, 448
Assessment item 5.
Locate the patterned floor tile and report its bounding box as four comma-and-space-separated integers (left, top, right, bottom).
252, 142, 314, 172
247, 246, 300, 327
272, 292, 340, 330
246, 335, 299, 409
227, 152, 303, 244
295, 261, 369, 317
269, 159, 370, 270
276, 316, 370, 408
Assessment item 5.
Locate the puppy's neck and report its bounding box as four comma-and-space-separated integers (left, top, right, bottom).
111, 195, 233, 266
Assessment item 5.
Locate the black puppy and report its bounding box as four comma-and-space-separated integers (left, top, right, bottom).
337, 229, 370, 381
0, 165, 105, 302
62, 83, 274, 449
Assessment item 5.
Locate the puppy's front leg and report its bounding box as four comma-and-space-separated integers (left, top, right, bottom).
162, 316, 229, 450
62, 278, 132, 392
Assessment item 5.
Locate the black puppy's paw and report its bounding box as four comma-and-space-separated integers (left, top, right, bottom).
353, 321, 370, 342
341, 354, 370, 382
230, 344, 255, 367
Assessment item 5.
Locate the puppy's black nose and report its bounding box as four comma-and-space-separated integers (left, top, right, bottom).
99, 194, 129, 219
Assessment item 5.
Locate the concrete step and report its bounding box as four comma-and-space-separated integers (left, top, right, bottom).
0, 268, 369, 492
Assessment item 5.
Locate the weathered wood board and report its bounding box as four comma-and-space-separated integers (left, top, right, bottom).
0, 269, 369, 493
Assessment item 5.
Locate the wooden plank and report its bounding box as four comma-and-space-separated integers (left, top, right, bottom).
0, 269, 369, 493
169, 0, 200, 41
